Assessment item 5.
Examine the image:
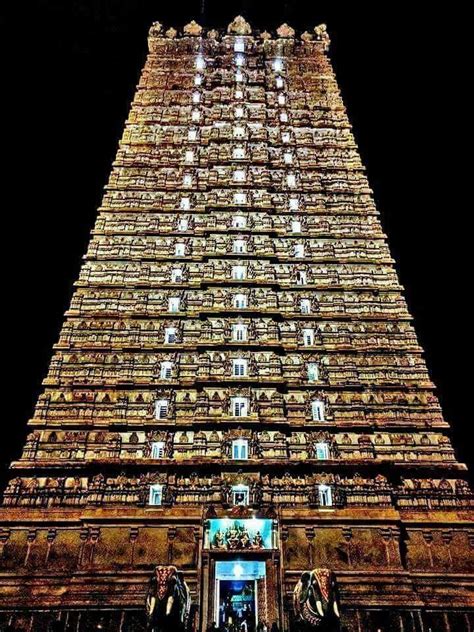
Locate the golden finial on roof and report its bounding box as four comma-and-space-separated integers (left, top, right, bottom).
301, 31, 313, 42
207, 29, 219, 39
228, 15, 252, 35
184, 20, 203, 36
165, 27, 177, 39
260, 31, 271, 40
314, 24, 330, 50
149, 22, 163, 37
277, 23, 295, 38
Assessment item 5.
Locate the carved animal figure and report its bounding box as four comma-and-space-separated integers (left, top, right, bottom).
146, 565, 191, 632
293, 568, 340, 631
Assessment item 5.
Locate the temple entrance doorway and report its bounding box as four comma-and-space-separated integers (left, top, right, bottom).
215, 560, 267, 632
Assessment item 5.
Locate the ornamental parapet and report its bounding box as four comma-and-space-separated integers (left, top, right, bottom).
4, 471, 472, 511
18, 427, 456, 466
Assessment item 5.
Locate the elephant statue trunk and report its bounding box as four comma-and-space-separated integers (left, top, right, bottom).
146, 565, 191, 632
293, 568, 340, 631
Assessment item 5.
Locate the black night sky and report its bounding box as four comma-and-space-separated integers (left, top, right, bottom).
1, 1, 472, 486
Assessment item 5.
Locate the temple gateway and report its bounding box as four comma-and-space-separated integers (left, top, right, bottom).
0, 15, 472, 632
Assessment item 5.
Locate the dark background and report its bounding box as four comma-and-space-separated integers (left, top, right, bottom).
1, 1, 472, 486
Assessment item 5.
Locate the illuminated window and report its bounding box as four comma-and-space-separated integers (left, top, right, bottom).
235, 89, 244, 99
234, 193, 247, 205
291, 220, 302, 233
195, 56, 205, 70
280, 112, 288, 122
287, 174, 296, 187
160, 362, 173, 379
296, 270, 307, 285
164, 327, 177, 343
232, 439, 249, 460
188, 129, 197, 141
273, 58, 283, 72
308, 364, 319, 383
175, 243, 185, 257
233, 358, 248, 377
171, 269, 182, 283
289, 198, 299, 210
294, 244, 305, 258
234, 106, 245, 118
233, 170, 246, 182
235, 54, 245, 67
311, 399, 325, 420
234, 39, 245, 52
233, 239, 246, 253
168, 297, 180, 312
185, 150, 194, 163
154, 400, 169, 420
194, 75, 203, 86
234, 293, 247, 308
278, 94, 286, 105
300, 299, 311, 314
149, 484, 163, 505
318, 484, 333, 507
192, 91, 201, 104
284, 152, 293, 164
235, 71, 244, 82
177, 218, 189, 231
233, 126, 246, 138
151, 441, 166, 459
233, 146, 246, 159
303, 328, 314, 346
183, 174, 192, 186
180, 197, 190, 210
316, 442, 329, 460
282, 132, 291, 143
233, 215, 246, 228
276, 77, 284, 88
231, 397, 249, 418
232, 324, 248, 342
191, 110, 200, 122
232, 484, 249, 505
232, 265, 246, 280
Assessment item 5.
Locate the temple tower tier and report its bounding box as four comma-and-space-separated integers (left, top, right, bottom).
1, 16, 472, 632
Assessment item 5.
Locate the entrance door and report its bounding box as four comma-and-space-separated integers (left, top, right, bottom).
215, 560, 267, 632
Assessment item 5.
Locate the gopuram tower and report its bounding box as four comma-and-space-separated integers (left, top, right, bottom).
1, 15, 472, 632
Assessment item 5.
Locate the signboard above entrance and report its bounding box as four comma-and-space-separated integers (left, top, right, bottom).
208, 518, 274, 550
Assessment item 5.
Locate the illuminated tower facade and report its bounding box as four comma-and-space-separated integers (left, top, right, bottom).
0, 16, 472, 632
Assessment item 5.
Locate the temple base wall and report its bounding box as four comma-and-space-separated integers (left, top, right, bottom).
1, 507, 472, 631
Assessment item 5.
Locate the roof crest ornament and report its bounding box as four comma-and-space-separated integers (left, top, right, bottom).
227, 16, 252, 35
183, 20, 203, 36
314, 24, 330, 51
277, 23, 295, 38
